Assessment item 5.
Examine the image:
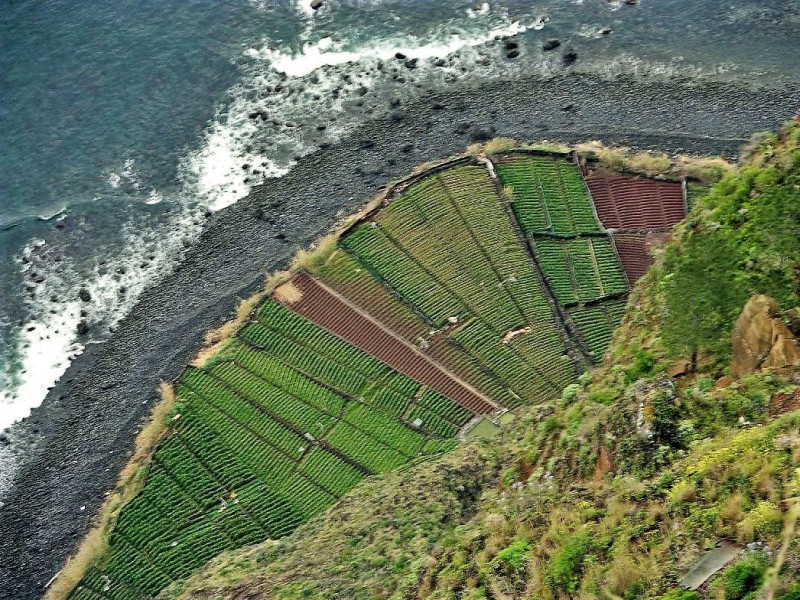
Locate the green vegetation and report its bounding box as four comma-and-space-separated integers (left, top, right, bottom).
341, 164, 582, 404
660, 122, 800, 365
496, 153, 630, 360
155, 121, 800, 600
67, 298, 476, 599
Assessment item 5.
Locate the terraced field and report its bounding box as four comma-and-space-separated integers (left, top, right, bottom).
67, 150, 685, 599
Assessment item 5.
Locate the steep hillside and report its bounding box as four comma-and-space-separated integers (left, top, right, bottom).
62, 145, 686, 600
159, 121, 800, 599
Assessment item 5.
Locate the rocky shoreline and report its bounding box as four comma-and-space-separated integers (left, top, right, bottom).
1, 71, 798, 599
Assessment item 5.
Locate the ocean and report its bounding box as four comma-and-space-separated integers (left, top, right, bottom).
1, 0, 798, 447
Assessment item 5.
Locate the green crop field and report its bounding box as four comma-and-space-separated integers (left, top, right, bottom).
68, 151, 644, 600
69, 299, 476, 599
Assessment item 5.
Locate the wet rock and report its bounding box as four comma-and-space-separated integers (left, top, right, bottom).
401, 143, 414, 153
404, 58, 418, 69
563, 51, 578, 66
433, 58, 447, 67
76, 321, 89, 336
394, 52, 407, 60
310, 0, 323, 10
504, 39, 519, 50
432, 102, 446, 110
561, 103, 575, 112
248, 111, 267, 121
78, 288, 91, 303
30, 273, 45, 284
469, 125, 496, 142
543, 39, 561, 51
506, 49, 520, 59
601, 27, 613, 35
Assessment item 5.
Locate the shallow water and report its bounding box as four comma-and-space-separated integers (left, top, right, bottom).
1, 0, 798, 430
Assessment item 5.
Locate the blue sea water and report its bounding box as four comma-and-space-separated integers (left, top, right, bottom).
0, 0, 798, 430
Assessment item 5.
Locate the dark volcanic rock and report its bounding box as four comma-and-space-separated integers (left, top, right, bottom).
310, 0, 323, 10
506, 49, 520, 60
78, 288, 91, 303
543, 39, 561, 51
1, 73, 797, 600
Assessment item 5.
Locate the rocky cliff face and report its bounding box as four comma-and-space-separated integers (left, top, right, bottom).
731, 294, 800, 377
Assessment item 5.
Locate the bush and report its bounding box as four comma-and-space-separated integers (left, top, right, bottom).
737, 501, 783, 541
491, 539, 531, 575
722, 552, 770, 600
778, 584, 800, 600
560, 384, 580, 406
546, 534, 593, 593
625, 350, 657, 384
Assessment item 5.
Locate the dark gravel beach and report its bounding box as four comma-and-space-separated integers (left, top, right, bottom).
1, 72, 798, 599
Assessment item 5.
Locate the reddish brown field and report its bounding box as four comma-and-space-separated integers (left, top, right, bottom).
282, 273, 498, 414
585, 173, 685, 231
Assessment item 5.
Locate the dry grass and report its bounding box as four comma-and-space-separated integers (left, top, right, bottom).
273, 280, 303, 305
484, 137, 518, 155
677, 155, 734, 184
465, 142, 483, 157
45, 381, 177, 600
576, 140, 733, 183
193, 289, 267, 367
289, 233, 338, 273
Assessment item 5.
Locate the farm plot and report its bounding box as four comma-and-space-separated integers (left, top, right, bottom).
533, 237, 628, 305
340, 166, 578, 404
567, 299, 628, 359
68, 299, 471, 600
584, 172, 686, 231
495, 154, 602, 236
280, 272, 496, 414
69, 153, 648, 600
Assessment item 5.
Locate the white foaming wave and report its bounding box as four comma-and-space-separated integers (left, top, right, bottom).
0, 203, 204, 430
248, 19, 534, 78
467, 2, 490, 18
1, 5, 538, 430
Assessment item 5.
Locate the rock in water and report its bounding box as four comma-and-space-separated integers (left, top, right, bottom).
310, 0, 323, 10
543, 39, 561, 51
731, 294, 800, 377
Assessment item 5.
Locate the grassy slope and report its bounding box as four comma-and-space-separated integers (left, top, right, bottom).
160, 122, 800, 600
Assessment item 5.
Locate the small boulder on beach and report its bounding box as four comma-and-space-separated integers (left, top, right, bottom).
543, 39, 561, 51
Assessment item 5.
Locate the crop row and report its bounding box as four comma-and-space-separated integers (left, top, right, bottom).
497, 156, 602, 237
342, 402, 426, 456
451, 320, 557, 405
258, 300, 421, 397
319, 250, 430, 340
534, 237, 628, 305
569, 304, 616, 359
437, 168, 558, 326
342, 224, 466, 327
300, 446, 364, 496
379, 176, 524, 333
324, 421, 408, 473
227, 341, 347, 415
211, 361, 337, 436
416, 386, 473, 426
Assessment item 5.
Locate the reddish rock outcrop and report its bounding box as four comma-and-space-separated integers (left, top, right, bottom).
731, 295, 800, 378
